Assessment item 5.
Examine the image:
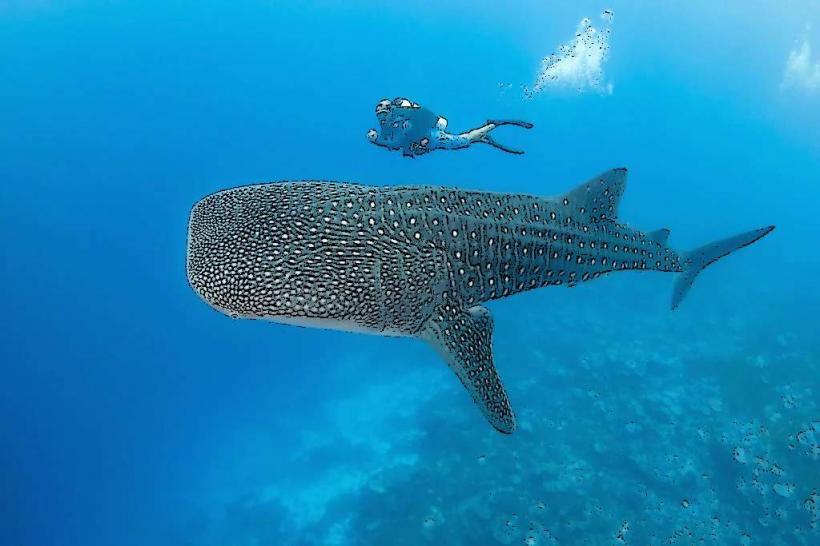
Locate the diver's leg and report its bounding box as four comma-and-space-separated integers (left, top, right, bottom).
462, 123, 527, 154
458, 123, 498, 145
434, 130, 471, 150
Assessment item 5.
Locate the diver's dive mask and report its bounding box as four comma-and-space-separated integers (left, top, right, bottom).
375, 99, 391, 125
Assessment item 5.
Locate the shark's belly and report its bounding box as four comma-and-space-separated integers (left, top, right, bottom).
262, 315, 411, 337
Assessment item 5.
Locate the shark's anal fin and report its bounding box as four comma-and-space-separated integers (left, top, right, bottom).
420, 304, 516, 434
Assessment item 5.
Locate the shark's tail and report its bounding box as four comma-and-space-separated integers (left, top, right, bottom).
671, 225, 775, 310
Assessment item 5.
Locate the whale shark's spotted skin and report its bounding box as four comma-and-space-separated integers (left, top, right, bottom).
187, 169, 773, 433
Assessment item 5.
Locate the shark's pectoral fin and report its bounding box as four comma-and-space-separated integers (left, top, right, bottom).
420, 304, 516, 434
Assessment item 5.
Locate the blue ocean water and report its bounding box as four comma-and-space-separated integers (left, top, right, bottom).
1, 1, 819, 544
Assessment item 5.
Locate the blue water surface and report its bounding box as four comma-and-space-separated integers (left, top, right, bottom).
1, 1, 819, 545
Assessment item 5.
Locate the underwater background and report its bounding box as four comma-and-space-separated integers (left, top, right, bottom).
1, 1, 819, 544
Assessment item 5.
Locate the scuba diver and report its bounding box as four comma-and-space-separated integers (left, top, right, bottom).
367, 97, 533, 158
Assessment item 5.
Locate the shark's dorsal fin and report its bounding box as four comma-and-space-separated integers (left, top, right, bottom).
420, 304, 515, 433
647, 228, 671, 245
559, 167, 627, 222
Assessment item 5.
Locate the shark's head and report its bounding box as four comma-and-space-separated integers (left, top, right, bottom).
186, 185, 300, 320
187, 183, 369, 322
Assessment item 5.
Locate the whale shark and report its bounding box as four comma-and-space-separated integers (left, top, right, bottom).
186, 168, 774, 433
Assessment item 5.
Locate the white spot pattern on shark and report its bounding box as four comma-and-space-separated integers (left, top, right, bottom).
186, 168, 774, 433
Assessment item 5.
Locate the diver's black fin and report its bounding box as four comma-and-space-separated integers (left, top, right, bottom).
487, 119, 534, 129
482, 135, 525, 154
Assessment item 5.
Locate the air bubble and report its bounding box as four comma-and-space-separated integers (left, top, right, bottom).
524, 10, 615, 97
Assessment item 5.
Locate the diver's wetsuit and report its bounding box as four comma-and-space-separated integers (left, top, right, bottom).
368, 97, 533, 158
428, 120, 534, 155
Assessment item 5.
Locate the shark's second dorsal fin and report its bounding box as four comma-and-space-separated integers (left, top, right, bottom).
647, 228, 671, 245
420, 304, 516, 434
559, 168, 627, 222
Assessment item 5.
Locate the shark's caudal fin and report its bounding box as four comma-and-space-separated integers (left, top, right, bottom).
420, 304, 516, 434
671, 226, 775, 310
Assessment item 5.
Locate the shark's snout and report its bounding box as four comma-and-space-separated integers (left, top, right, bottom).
186, 187, 274, 317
